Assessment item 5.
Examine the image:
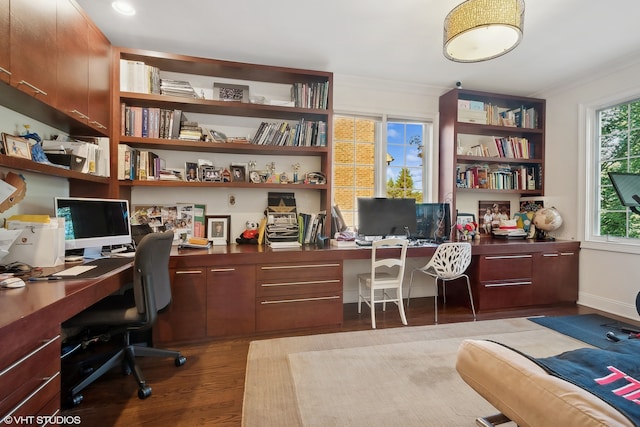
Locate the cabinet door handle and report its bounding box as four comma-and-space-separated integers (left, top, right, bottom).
261, 279, 341, 287
261, 263, 340, 270
484, 281, 532, 288
89, 120, 107, 129
485, 255, 532, 260
261, 295, 341, 304
2, 371, 60, 420
175, 270, 203, 274
17, 80, 47, 96
70, 109, 89, 120
0, 66, 11, 76
0, 335, 60, 378
210, 268, 236, 272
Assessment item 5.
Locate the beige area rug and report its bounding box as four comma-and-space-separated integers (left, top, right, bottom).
242, 318, 593, 427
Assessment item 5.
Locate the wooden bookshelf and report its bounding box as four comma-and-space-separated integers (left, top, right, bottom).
438, 88, 546, 214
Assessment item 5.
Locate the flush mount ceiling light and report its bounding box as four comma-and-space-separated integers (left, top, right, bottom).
112, 1, 136, 16
444, 0, 525, 63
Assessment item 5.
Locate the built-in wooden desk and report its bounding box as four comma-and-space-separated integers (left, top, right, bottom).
0, 262, 133, 422
156, 238, 580, 344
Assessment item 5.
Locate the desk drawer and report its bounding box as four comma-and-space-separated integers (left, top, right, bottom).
478, 254, 533, 281
256, 262, 342, 298
0, 333, 60, 419
256, 291, 343, 332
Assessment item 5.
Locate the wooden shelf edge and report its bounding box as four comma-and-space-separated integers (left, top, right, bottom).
457, 155, 543, 164
457, 188, 543, 195
119, 180, 328, 190
0, 155, 110, 183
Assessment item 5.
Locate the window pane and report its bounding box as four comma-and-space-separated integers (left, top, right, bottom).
386, 121, 425, 202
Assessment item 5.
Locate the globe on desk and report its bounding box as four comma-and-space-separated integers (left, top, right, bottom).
532, 207, 563, 240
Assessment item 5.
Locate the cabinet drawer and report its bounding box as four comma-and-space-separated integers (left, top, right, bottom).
257, 262, 342, 281
478, 254, 532, 281
0, 334, 60, 419
256, 291, 343, 332
477, 280, 533, 310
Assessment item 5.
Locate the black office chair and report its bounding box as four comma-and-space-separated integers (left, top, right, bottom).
62, 230, 186, 405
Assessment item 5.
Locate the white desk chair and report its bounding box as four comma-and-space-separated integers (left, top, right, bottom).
357, 238, 409, 329
408, 242, 476, 324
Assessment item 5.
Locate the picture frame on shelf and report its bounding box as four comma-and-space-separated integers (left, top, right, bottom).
200, 165, 219, 182
214, 83, 249, 103
231, 163, 247, 182
249, 170, 262, 184
2, 133, 32, 160
185, 162, 199, 182
456, 213, 476, 226
206, 215, 230, 245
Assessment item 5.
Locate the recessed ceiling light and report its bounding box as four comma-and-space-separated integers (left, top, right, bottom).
112, 1, 136, 16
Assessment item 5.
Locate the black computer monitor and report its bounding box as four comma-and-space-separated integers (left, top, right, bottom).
357, 198, 417, 238
55, 197, 132, 258
608, 172, 640, 207
415, 202, 451, 242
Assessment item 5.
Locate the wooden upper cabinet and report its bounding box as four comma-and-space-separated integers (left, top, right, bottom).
10, 0, 57, 103
56, 0, 89, 124
0, 0, 10, 84
87, 22, 110, 132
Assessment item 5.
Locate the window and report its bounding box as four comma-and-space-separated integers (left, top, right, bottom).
593, 97, 640, 241
332, 115, 431, 231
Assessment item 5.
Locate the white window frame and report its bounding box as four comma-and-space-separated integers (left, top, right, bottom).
581, 89, 640, 254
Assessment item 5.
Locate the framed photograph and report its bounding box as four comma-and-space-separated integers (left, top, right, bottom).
479, 200, 511, 234
200, 165, 220, 182
231, 163, 247, 182
185, 162, 199, 182
214, 83, 249, 102
206, 215, 230, 245
249, 170, 262, 184
2, 133, 32, 160
456, 212, 476, 226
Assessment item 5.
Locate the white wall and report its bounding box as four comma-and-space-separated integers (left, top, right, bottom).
538, 58, 640, 320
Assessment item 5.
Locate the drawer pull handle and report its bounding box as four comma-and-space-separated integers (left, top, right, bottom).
210, 268, 236, 272
560, 252, 575, 256
261, 263, 340, 270
0, 67, 11, 76
0, 335, 60, 378
261, 279, 340, 287
485, 255, 532, 260
2, 371, 60, 420
261, 295, 341, 304
18, 80, 47, 96
542, 253, 559, 257
175, 270, 202, 274
484, 281, 532, 288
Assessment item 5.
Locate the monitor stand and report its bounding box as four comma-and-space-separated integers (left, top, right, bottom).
83, 247, 103, 260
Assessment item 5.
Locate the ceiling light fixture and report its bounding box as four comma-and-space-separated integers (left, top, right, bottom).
443, 0, 524, 63
112, 1, 136, 16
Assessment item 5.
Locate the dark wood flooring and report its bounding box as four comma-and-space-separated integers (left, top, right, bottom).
61, 299, 633, 426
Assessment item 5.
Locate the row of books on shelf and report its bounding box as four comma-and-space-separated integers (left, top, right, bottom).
457, 99, 539, 129
251, 119, 327, 147
291, 82, 329, 110
465, 136, 535, 159
121, 104, 184, 139
120, 59, 161, 94
297, 211, 326, 245
457, 165, 540, 191
118, 145, 173, 181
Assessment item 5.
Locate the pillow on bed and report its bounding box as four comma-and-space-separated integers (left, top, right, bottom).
455, 339, 633, 427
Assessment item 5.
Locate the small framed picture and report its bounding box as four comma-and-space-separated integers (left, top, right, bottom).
214, 83, 249, 102
185, 162, 199, 182
231, 163, 247, 182
206, 215, 230, 245
2, 133, 32, 160
200, 165, 219, 182
456, 213, 476, 226
249, 170, 262, 184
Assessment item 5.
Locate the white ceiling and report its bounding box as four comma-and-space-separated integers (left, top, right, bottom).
76, 0, 640, 97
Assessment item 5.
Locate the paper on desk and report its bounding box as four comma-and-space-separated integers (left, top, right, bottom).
0, 229, 24, 261
5, 214, 55, 229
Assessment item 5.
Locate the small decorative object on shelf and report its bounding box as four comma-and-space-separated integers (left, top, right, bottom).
185, 162, 199, 182
200, 166, 218, 182
221, 168, 231, 182
2, 133, 32, 159
292, 163, 300, 183
209, 129, 227, 143
214, 83, 249, 102
231, 163, 247, 182
279, 172, 289, 184
249, 170, 261, 184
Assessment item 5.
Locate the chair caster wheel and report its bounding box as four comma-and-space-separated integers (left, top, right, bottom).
175, 355, 186, 367
68, 394, 83, 407
138, 385, 152, 399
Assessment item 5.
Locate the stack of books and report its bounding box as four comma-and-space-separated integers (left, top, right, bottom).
160, 79, 198, 98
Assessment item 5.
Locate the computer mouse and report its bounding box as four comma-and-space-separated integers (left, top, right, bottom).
0, 277, 26, 288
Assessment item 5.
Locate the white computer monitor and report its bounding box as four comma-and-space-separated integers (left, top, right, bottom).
55, 197, 132, 258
